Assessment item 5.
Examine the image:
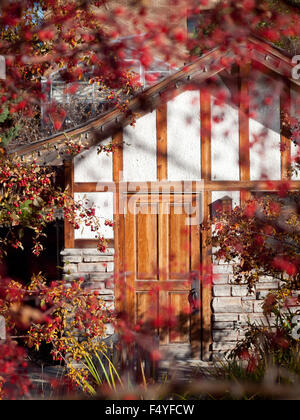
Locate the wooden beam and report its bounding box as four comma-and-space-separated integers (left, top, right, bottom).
239, 64, 251, 204
64, 160, 75, 249
201, 190, 212, 361
73, 180, 300, 194
159, 201, 169, 346
201, 89, 212, 181
249, 36, 293, 64
75, 239, 114, 249
249, 36, 300, 87
113, 130, 124, 313
73, 182, 112, 193
124, 203, 135, 324
200, 89, 212, 360
204, 180, 300, 191
280, 81, 292, 180
191, 195, 202, 359
113, 130, 124, 181
157, 104, 168, 181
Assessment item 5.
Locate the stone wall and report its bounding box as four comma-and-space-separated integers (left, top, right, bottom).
61, 248, 281, 360
212, 262, 279, 359
0, 316, 6, 341
61, 248, 115, 336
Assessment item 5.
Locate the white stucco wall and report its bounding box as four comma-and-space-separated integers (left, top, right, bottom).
167, 90, 201, 181
74, 139, 113, 183
249, 71, 281, 180
123, 111, 157, 182
74, 192, 114, 240
212, 191, 240, 209
211, 80, 240, 181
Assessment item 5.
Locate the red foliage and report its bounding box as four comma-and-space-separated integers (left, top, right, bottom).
0, 341, 31, 400
0, 0, 299, 399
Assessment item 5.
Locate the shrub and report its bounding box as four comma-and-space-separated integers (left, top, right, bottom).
0, 273, 113, 396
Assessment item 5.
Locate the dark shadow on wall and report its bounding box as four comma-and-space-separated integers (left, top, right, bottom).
0, 220, 64, 285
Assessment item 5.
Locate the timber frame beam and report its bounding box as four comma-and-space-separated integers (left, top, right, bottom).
200, 88, 213, 361
73, 180, 300, 194
64, 160, 75, 249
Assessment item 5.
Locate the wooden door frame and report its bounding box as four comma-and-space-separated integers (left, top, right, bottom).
119, 189, 205, 359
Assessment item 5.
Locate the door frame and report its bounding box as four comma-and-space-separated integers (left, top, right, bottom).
114, 183, 212, 361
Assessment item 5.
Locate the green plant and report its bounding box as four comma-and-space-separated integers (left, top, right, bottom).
69, 340, 158, 396
79, 347, 124, 396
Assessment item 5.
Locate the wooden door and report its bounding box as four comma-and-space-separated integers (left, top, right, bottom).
123, 193, 202, 359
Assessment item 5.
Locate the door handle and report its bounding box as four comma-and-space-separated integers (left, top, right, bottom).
188, 288, 200, 315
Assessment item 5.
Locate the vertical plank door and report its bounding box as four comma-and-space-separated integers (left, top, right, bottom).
123, 193, 202, 359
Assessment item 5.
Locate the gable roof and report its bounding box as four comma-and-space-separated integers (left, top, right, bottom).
10, 36, 300, 166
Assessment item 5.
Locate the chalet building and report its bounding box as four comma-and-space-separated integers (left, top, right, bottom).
11, 36, 300, 361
